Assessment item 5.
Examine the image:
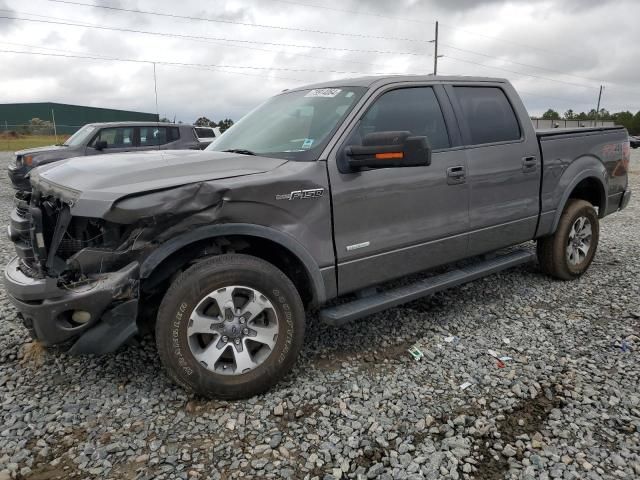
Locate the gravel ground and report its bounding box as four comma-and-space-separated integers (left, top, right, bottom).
0, 150, 639, 480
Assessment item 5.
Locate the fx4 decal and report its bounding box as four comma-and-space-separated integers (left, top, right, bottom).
275, 188, 325, 201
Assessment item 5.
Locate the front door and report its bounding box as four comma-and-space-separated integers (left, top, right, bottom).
327, 85, 470, 294
85, 126, 136, 155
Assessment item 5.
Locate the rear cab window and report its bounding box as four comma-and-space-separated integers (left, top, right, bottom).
453, 86, 521, 145
195, 127, 215, 139
139, 126, 169, 146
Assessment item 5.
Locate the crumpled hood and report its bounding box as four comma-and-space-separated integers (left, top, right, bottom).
31, 150, 287, 218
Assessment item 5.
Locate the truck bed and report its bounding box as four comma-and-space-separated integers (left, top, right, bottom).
535, 125, 629, 234
535, 126, 626, 137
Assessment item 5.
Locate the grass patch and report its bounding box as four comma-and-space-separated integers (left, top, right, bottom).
0, 134, 69, 152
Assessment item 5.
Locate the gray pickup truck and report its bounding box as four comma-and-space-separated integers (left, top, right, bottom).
4, 76, 631, 399
8, 122, 205, 191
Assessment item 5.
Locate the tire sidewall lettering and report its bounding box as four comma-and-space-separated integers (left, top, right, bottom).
272, 289, 294, 365
172, 301, 193, 376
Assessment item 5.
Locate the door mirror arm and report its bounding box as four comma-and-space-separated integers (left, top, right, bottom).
94, 140, 108, 151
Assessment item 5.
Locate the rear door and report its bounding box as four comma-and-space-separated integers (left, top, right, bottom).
136, 126, 183, 151
446, 84, 541, 256
327, 84, 470, 294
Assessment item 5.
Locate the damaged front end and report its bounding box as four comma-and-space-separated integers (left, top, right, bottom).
4, 189, 143, 354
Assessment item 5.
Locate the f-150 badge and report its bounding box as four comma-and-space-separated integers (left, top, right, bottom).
276, 188, 324, 200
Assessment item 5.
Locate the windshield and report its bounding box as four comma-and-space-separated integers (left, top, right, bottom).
207, 87, 366, 160
64, 125, 97, 146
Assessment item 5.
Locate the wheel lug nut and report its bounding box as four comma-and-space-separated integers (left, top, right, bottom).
222, 335, 228, 343
243, 328, 249, 335
239, 318, 245, 324
234, 338, 240, 345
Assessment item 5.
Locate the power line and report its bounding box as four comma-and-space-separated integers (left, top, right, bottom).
63, 0, 631, 97
46, 0, 434, 44
442, 54, 600, 90
0, 14, 427, 57
439, 42, 604, 86
11, 7, 625, 93
0, 48, 405, 76
0, 10, 400, 70
262, 0, 427, 24
438, 22, 590, 64
439, 26, 640, 97
3, 47, 635, 114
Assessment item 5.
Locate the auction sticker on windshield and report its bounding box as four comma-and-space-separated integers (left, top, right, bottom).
305, 88, 342, 98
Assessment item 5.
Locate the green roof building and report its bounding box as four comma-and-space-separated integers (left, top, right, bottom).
0, 102, 159, 134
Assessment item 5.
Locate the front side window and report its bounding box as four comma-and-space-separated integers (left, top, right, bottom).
207, 87, 366, 161
92, 127, 134, 148
454, 87, 521, 145
349, 87, 450, 150
139, 126, 168, 146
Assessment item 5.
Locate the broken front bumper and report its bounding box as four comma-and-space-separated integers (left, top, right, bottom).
3, 258, 140, 354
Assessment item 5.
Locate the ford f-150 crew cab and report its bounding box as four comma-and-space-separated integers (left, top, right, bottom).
4, 76, 632, 399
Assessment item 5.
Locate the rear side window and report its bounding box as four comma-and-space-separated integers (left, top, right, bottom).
139, 126, 168, 146
195, 127, 215, 139
354, 87, 450, 150
454, 87, 521, 145
168, 127, 180, 141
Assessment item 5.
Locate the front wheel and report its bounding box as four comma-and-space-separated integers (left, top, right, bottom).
156, 254, 305, 399
537, 199, 600, 280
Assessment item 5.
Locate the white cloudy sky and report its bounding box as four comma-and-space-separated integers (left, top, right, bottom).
0, 0, 639, 123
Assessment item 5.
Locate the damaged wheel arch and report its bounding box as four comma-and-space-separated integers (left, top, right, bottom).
139, 223, 328, 306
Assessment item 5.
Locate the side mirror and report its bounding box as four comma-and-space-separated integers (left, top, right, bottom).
345, 131, 431, 170
94, 140, 108, 151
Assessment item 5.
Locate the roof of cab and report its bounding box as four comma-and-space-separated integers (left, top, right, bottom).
83, 121, 192, 128
286, 75, 510, 92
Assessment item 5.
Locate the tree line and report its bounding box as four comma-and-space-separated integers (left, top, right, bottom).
193, 117, 234, 133
540, 108, 640, 134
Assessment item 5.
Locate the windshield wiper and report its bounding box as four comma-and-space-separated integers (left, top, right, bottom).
223, 148, 257, 156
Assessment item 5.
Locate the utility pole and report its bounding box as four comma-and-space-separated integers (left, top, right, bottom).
51, 108, 58, 143
429, 21, 444, 76
594, 85, 604, 126
433, 21, 439, 75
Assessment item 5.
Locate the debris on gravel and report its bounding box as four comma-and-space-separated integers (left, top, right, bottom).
0, 151, 639, 479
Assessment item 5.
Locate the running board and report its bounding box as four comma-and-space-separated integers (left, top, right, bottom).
320, 249, 536, 326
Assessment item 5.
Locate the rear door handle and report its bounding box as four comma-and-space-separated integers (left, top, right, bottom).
522, 156, 537, 172
446, 165, 466, 185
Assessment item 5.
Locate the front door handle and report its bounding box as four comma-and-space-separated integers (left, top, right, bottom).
522, 156, 537, 172
446, 165, 466, 185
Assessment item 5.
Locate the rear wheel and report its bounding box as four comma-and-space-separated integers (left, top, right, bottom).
537, 199, 599, 280
156, 254, 305, 399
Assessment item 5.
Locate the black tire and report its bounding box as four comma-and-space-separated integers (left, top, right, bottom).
156, 254, 305, 399
537, 199, 599, 280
